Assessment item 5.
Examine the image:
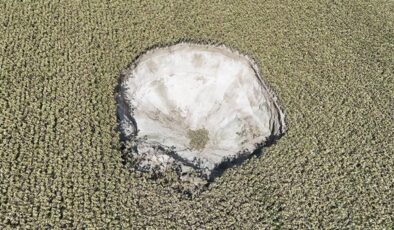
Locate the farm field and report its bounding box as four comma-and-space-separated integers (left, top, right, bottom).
1, 0, 393, 228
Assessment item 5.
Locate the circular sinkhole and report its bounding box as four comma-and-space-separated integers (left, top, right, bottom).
116, 43, 286, 184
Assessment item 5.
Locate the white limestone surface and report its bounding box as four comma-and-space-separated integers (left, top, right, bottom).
117, 43, 286, 180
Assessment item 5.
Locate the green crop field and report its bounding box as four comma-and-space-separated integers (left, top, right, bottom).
1, 0, 393, 228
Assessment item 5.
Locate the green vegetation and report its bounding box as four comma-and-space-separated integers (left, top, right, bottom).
0, 0, 393, 228
187, 128, 209, 151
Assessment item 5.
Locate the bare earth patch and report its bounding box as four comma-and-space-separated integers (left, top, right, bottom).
116, 43, 286, 184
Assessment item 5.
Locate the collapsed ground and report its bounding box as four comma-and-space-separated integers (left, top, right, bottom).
0, 1, 393, 228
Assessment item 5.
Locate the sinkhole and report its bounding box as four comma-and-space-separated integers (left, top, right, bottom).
115, 42, 286, 185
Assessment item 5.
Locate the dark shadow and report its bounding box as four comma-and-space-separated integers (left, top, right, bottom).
208, 132, 286, 182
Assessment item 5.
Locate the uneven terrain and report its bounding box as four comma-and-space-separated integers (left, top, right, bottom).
1, 0, 393, 228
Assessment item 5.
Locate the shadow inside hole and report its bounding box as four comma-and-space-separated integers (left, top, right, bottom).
208, 133, 285, 182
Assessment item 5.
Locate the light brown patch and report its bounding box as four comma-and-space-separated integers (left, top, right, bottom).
192, 54, 204, 67
187, 128, 209, 151
147, 60, 158, 73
